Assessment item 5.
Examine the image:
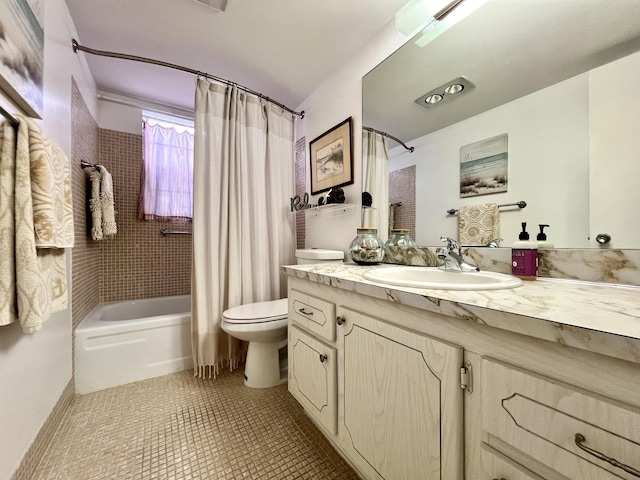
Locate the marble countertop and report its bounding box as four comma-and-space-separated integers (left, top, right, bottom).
283, 263, 640, 362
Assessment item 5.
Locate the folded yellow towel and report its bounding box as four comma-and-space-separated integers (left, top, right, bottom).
458, 203, 500, 246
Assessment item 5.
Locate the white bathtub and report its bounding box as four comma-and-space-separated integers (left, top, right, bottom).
75, 295, 193, 394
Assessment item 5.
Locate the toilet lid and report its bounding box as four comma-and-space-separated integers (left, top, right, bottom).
222, 298, 288, 324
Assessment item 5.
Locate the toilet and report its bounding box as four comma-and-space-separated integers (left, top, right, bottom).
221, 248, 344, 388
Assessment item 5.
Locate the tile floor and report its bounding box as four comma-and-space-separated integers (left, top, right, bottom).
32, 369, 358, 479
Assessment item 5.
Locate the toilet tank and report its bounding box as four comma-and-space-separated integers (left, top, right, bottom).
295, 249, 344, 265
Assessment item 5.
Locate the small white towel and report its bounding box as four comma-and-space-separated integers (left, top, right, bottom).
89, 166, 117, 240
89, 170, 103, 240
100, 168, 117, 237
458, 203, 500, 246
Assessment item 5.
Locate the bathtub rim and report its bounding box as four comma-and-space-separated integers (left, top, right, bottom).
76, 294, 191, 335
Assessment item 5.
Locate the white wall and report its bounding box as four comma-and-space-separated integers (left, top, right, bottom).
0, 1, 97, 478
295, 22, 406, 258
389, 74, 591, 248
589, 50, 640, 249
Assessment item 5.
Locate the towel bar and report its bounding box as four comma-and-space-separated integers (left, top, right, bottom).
160, 229, 192, 236
447, 201, 526, 215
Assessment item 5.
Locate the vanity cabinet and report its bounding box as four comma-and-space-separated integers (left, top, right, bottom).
336, 307, 464, 479
285, 273, 640, 480
288, 288, 338, 434
287, 278, 465, 479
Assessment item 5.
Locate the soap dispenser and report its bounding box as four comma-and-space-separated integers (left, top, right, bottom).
536, 224, 554, 249
512, 222, 538, 280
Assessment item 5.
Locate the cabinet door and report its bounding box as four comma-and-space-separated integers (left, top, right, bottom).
337, 307, 464, 480
483, 358, 640, 479
288, 325, 337, 434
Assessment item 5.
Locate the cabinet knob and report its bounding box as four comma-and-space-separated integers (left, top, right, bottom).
319, 354, 328, 363
336, 315, 345, 325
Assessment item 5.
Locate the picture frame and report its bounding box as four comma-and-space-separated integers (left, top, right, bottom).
309, 117, 353, 195
460, 133, 508, 198
0, 0, 44, 118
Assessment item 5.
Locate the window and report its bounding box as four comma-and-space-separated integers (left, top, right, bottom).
139, 112, 194, 221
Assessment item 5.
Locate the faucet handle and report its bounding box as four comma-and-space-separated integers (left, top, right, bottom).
440, 236, 461, 253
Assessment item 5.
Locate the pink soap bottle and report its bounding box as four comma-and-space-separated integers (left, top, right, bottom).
511, 222, 538, 280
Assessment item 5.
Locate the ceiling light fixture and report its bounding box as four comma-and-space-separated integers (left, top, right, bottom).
194, 0, 228, 12
415, 76, 475, 109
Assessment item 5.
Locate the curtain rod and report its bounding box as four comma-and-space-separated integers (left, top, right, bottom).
72, 39, 305, 119
363, 126, 414, 152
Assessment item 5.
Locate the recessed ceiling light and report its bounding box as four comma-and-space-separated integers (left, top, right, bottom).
425, 94, 444, 104
444, 83, 464, 95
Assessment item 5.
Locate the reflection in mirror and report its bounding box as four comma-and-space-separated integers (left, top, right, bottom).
362, 127, 415, 241
363, 0, 640, 248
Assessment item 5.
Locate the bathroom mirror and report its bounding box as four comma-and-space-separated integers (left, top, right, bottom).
362, 0, 640, 248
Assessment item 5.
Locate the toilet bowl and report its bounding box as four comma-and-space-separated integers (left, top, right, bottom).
221, 248, 344, 388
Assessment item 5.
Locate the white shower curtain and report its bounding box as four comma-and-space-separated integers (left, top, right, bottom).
362, 129, 389, 241
191, 79, 296, 378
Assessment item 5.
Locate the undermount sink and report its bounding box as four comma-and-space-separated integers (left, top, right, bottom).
362, 266, 523, 290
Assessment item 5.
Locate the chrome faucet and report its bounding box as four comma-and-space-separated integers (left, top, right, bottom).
436, 236, 479, 272
486, 238, 503, 248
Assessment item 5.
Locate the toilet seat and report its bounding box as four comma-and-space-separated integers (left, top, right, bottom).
222, 298, 288, 324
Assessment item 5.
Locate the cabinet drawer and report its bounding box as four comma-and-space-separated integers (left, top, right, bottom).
288, 325, 337, 434
481, 444, 542, 480
483, 358, 640, 480
289, 288, 336, 342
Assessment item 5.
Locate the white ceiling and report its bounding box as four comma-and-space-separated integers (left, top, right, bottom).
64, 0, 409, 113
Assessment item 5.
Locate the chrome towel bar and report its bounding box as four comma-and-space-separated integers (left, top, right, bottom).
160, 229, 192, 236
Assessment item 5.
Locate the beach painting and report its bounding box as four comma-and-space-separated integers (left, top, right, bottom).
0, 0, 44, 118
309, 117, 353, 194
460, 133, 508, 198
316, 138, 344, 181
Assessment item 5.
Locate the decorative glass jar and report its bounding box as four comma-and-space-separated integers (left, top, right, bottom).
349, 228, 385, 265
384, 229, 416, 258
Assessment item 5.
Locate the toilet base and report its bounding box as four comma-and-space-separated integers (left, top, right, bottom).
243, 338, 288, 388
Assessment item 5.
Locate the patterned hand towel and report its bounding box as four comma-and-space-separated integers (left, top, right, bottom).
22, 117, 74, 248
458, 203, 500, 246
0, 121, 17, 327
14, 116, 70, 333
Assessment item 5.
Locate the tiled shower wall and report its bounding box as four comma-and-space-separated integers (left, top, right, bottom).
71, 79, 100, 331
98, 129, 192, 303
389, 165, 416, 241
295, 136, 306, 249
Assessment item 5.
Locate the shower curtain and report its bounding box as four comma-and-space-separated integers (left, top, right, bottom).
191, 79, 296, 378
362, 129, 389, 240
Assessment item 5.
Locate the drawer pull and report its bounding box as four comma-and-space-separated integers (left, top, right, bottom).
319, 354, 328, 363
336, 315, 345, 325
298, 307, 314, 316
575, 433, 640, 477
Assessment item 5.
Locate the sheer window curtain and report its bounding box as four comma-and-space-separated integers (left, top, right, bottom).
139, 121, 194, 221
362, 130, 389, 240
192, 79, 296, 378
